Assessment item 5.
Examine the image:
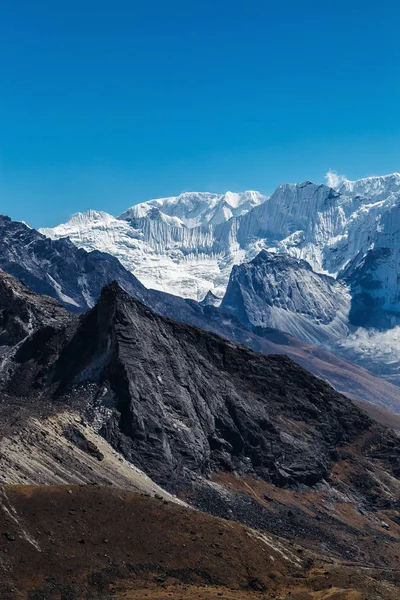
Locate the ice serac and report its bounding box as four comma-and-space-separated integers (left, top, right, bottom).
40, 191, 268, 300
119, 190, 267, 227
221, 251, 350, 347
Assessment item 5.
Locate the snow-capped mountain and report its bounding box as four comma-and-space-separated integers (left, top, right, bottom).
39, 173, 400, 383
120, 190, 267, 227
40, 191, 268, 300
40, 175, 400, 305
221, 251, 350, 347
328, 171, 400, 201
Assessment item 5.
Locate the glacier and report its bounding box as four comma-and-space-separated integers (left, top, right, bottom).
40, 191, 268, 300
40, 175, 400, 306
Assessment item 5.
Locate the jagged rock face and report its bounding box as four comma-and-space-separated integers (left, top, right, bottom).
0, 276, 400, 573
0, 215, 148, 311
0, 248, 398, 414
221, 251, 350, 346
0, 269, 69, 346
49, 283, 382, 492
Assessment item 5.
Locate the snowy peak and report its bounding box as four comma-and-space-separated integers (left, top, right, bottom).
327, 171, 400, 200
120, 190, 267, 228
67, 210, 115, 226
40, 210, 126, 242
39, 174, 400, 309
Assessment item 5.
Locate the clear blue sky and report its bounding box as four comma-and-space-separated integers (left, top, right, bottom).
1, 0, 399, 227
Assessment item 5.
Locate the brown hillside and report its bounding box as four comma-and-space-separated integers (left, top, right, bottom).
0, 486, 399, 600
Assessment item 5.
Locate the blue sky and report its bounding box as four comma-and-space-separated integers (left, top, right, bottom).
1, 0, 399, 227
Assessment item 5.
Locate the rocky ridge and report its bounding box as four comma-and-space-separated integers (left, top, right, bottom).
0, 215, 148, 312
0, 273, 399, 588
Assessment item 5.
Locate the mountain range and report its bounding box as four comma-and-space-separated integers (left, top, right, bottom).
0, 267, 399, 598
1, 213, 400, 415
1, 175, 400, 598
39, 173, 400, 386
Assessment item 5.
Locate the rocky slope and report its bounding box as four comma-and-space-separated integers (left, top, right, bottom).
0, 246, 398, 415
220, 249, 400, 387
221, 250, 350, 347
0, 275, 399, 589
3, 486, 398, 600
0, 215, 148, 311
0, 269, 69, 346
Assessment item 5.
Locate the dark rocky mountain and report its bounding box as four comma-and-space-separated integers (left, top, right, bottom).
47, 282, 398, 490
0, 217, 398, 413
0, 274, 399, 581
199, 289, 221, 306
0, 269, 69, 346
0, 215, 148, 311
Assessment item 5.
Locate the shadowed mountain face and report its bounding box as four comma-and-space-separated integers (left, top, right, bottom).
0, 215, 148, 311
0, 269, 70, 346
51, 283, 372, 490
0, 273, 399, 577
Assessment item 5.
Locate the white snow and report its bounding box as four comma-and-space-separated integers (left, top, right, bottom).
39, 177, 400, 305
40, 191, 268, 300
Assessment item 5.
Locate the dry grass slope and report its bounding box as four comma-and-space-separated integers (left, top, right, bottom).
0, 486, 399, 600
